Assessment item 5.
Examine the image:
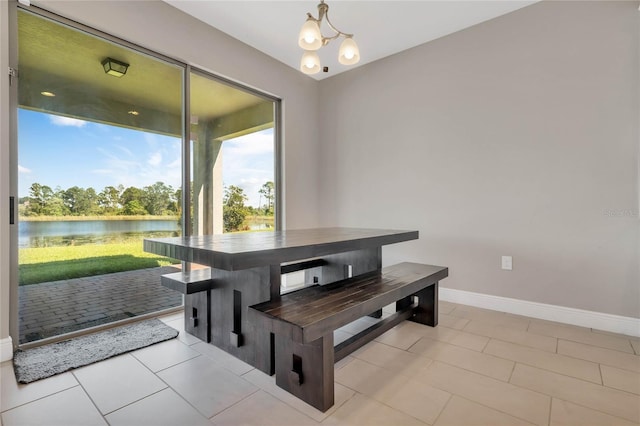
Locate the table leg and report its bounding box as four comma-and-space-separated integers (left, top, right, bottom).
270, 264, 282, 301
185, 291, 210, 343
208, 266, 273, 374
307, 247, 382, 285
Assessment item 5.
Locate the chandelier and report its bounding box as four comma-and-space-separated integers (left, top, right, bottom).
298, 0, 360, 74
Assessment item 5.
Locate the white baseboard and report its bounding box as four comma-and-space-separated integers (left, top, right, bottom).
439, 287, 640, 338
1, 336, 13, 362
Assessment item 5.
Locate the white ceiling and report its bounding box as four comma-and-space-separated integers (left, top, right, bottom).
165, 1, 538, 80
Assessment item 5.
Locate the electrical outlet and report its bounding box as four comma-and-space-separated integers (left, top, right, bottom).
501, 256, 513, 271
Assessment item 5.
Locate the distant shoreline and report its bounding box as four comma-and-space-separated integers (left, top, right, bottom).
19, 215, 179, 222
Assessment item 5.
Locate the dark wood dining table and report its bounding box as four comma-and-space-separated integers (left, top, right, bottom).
144, 227, 418, 374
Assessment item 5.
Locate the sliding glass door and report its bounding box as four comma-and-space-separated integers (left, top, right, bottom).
12, 6, 280, 347
189, 70, 276, 237
15, 10, 184, 344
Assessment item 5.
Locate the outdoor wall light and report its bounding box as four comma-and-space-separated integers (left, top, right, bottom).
298, 0, 359, 74
40, 91, 56, 97
101, 57, 129, 77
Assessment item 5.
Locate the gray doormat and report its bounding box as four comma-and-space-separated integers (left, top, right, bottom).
13, 318, 179, 384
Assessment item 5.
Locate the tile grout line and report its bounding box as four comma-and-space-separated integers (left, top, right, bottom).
506, 356, 517, 383
101, 387, 168, 419
483, 339, 606, 384
459, 318, 563, 354
510, 360, 624, 392
84, 353, 172, 418
142, 336, 326, 423
241, 364, 352, 423
207, 387, 262, 422
338, 355, 540, 423
388, 336, 518, 383
427, 392, 452, 426
401, 327, 490, 353
158, 347, 329, 422
555, 338, 640, 372
338, 390, 432, 425
131, 349, 203, 375
0, 381, 81, 415
118, 351, 213, 421
553, 396, 640, 425
536, 322, 637, 350
511, 362, 640, 423
69, 370, 110, 424
423, 360, 547, 426
598, 362, 604, 387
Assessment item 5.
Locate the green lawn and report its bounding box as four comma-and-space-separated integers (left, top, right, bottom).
19, 241, 178, 285
18, 215, 274, 285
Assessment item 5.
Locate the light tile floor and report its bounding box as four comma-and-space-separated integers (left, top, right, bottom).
1, 301, 639, 426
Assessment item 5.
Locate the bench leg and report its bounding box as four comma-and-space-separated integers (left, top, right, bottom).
274, 334, 335, 412
410, 282, 438, 327
396, 295, 413, 312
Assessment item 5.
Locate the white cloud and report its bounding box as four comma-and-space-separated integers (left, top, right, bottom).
167, 157, 181, 169
116, 145, 134, 157
92, 168, 114, 175
49, 115, 87, 127
224, 131, 274, 157
148, 152, 162, 166
221, 129, 275, 207
18, 165, 31, 174
93, 139, 181, 190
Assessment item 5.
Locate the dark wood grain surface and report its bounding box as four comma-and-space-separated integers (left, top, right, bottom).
144, 227, 418, 271
249, 262, 448, 343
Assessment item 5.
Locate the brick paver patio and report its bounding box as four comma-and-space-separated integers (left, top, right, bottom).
18, 266, 182, 343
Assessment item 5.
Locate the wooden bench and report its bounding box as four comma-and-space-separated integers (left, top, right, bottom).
248, 262, 448, 412
161, 268, 215, 295
161, 269, 216, 341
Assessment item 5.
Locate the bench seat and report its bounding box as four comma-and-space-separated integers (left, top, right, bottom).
248, 261, 448, 411
160, 268, 215, 294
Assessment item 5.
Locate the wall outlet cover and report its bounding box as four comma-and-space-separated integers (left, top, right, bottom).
501, 256, 513, 271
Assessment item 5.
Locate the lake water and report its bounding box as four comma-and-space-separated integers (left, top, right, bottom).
19, 219, 181, 248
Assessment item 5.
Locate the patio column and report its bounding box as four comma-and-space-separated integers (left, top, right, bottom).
191, 102, 274, 236
192, 121, 224, 236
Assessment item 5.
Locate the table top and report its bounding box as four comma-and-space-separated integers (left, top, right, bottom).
144, 227, 418, 271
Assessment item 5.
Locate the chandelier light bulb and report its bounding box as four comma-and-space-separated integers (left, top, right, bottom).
338, 37, 360, 65
300, 50, 321, 74
298, 18, 322, 51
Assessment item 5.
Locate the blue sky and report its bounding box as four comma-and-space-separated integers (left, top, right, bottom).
18, 109, 274, 207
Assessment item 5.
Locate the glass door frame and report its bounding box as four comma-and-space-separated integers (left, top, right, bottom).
8, 1, 283, 349
185, 67, 282, 238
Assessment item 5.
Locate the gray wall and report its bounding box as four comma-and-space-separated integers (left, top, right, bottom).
0, 0, 321, 347
318, 1, 639, 318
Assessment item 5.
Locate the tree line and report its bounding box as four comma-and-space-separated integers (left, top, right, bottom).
20, 181, 276, 231
20, 182, 181, 217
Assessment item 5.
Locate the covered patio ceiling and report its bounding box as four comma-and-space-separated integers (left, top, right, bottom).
17, 10, 271, 138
